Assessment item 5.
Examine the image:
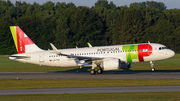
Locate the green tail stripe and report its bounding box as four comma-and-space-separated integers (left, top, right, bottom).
10, 26, 18, 52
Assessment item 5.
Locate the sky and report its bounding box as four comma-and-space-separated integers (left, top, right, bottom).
11, 0, 180, 9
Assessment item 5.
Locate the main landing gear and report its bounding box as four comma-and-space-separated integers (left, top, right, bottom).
97, 69, 103, 74
150, 61, 155, 72
90, 61, 103, 75
90, 68, 103, 75
90, 69, 96, 75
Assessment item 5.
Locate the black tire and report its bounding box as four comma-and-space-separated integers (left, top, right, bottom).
97, 69, 103, 74
90, 69, 96, 75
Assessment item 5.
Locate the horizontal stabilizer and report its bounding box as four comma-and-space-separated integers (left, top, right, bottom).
9, 56, 30, 60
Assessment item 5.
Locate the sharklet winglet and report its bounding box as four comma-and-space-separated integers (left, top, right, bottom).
87, 42, 92, 47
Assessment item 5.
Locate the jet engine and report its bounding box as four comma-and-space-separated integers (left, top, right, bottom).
102, 59, 131, 71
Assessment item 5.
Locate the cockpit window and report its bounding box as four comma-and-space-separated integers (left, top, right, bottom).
159, 47, 168, 50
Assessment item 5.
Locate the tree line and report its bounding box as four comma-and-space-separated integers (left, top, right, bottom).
0, 0, 180, 55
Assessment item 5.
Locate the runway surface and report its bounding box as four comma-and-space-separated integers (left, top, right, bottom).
0, 72, 180, 80
1, 72, 180, 95
1, 86, 180, 95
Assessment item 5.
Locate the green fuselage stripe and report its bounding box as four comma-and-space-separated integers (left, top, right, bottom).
122, 45, 139, 63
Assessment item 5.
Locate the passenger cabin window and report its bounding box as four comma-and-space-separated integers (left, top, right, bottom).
142, 49, 147, 52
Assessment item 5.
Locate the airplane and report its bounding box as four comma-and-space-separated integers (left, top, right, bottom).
9, 26, 175, 75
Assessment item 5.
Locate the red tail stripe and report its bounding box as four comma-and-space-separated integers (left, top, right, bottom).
16, 26, 34, 53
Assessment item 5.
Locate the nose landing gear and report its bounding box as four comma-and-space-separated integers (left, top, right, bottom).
150, 61, 155, 72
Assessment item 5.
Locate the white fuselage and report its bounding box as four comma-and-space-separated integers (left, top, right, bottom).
9, 43, 175, 68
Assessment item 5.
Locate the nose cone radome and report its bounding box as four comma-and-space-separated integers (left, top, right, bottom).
169, 50, 175, 58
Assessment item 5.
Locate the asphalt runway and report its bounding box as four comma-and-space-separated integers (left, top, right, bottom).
1, 86, 180, 95
1, 72, 180, 95
0, 72, 180, 80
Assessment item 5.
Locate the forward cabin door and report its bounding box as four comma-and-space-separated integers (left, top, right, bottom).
148, 44, 152, 55
148, 44, 150, 55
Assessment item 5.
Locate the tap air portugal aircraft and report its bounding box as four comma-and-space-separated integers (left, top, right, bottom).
9, 26, 175, 75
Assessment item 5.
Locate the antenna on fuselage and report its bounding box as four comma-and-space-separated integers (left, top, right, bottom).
148, 41, 150, 44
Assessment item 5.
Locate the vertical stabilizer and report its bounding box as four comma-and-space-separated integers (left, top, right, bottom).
10, 26, 42, 54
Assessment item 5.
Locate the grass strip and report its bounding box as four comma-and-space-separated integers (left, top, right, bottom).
0, 92, 180, 101
1, 80, 180, 90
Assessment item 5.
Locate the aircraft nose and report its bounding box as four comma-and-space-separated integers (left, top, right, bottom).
169, 50, 175, 58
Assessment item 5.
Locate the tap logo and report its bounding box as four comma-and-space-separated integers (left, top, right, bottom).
122, 44, 152, 62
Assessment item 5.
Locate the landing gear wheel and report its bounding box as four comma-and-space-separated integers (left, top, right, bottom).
150, 61, 155, 72
90, 69, 96, 75
97, 69, 103, 74
151, 68, 155, 72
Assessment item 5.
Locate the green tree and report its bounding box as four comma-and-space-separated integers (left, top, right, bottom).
171, 27, 180, 52
0, 0, 180, 54
53, 16, 70, 49
69, 6, 104, 47
94, 0, 109, 8
164, 9, 180, 28
144, 19, 175, 48
130, 1, 167, 11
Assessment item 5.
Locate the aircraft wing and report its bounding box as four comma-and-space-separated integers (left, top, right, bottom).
51, 43, 127, 68
50, 43, 104, 61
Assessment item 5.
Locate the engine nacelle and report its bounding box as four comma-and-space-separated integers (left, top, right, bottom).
102, 59, 131, 71
102, 59, 121, 71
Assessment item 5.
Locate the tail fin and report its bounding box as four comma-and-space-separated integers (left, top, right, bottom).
10, 26, 42, 54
